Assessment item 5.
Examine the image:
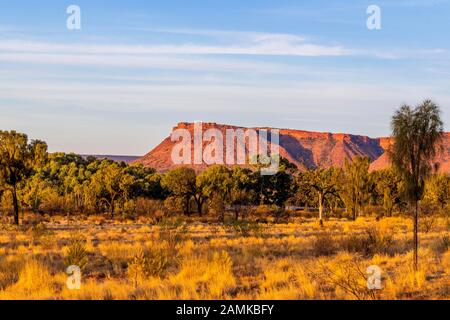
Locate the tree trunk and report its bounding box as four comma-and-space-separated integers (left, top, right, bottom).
184, 197, 191, 216
352, 203, 357, 220
195, 197, 203, 216
318, 192, 324, 227
352, 196, 357, 220
413, 200, 419, 273
110, 201, 115, 219
12, 186, 19, 225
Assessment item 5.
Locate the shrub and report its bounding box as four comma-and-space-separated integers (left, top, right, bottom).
225, 220, 262, 237
127, 249, 171, 287
0, 259, 54, 299
127, 251, 149, 287
64, 236, 88, 270
164, 196, 185, 214
135, 198, 166, 216
147, 249, 171, 277
157, 219, 188, 252
28, 222, 53, 245
0, 256, 20, 290
312, 254, 379, 300
40, 190, 66, 214
434, 234, 450, 254
343, 227, 394, 257
312, 232, 337, 256
419, 215, 437, 233
171, 251, 235, 299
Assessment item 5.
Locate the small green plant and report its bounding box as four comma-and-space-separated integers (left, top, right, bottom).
225, 220, 262, 237
157, 219, 188, 251
28, 222, 54, 246
146, 249, 170, 278
64, 236, 88, 270
127, 250, 149, 288
127, 249, 170, 287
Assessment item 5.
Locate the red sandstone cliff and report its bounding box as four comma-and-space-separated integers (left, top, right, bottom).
134, 123, 450, 173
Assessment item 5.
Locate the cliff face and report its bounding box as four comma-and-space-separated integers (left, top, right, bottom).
368, 134, 450, 172
134, 123, 450, 173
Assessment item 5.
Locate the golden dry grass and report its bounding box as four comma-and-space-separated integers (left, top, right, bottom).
0, 214, 448, 300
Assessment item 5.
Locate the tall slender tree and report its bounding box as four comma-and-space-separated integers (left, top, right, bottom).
390, 100, 444, 272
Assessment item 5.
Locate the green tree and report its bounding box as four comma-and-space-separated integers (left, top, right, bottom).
88, 162, 130, 217
303, 168, 340, 225
197, 165, 233, 222
161, 167, 197, 215
125, 165, 167, 200
390, 99, 444, 272
253, 157, 295, 210
341, 156, 371, 220
292, 172, 316, 211
372, 168, 403, 216
229, 167, 255, 220
0, 131, 47, 224
424, 174, 450, 210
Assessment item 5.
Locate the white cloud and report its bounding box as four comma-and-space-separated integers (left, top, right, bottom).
0, 28, 446, 69
0, 38, 347, 57
0, 52, 296, 74
147, 28, 308, 43
0, 31, 350, 73
2, 79, 447, 115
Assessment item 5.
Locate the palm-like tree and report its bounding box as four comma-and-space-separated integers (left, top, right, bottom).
390, 100, 444, 272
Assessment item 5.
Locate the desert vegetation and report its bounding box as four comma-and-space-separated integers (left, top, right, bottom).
0, 100, 448, 300
0, 214, 448, 300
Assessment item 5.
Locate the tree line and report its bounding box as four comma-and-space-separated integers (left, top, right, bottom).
0, 121, 448, 228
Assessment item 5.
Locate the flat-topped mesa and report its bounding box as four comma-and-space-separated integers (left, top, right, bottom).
134, 123, 450, 173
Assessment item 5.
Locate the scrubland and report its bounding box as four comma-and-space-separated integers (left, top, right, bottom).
0, 212, 448, 300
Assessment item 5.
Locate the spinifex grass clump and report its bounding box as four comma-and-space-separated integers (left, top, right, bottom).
64, 235, 88, 270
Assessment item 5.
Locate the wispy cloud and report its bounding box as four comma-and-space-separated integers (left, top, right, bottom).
0, 52, 299, 74
0, 25, 447, 68
0, 30, 351, 73
1, 79, 447, 114
0, 36, 347, 57
145, 28, 308, 43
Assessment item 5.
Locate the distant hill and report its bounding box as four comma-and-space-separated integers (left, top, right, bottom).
134, 122, 450, 173
82, 155, 140, 164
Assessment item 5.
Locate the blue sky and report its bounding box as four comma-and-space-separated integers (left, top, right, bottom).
1, 0, 449, 155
